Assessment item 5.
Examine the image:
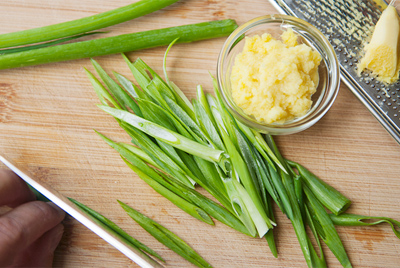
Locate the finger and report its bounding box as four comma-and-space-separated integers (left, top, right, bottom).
0, 169, 35, 207
10, 223, 64, 268
0, 201, 65, 266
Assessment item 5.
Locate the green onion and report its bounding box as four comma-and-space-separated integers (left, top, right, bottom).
120, 143, 159, 167
87, 53, 400, 268
163, 38, 179, 85
287, 160, 351, 215
99, 105, 229, 167
163, 39, 195, 114
303, 186, 352, 268
97, 130, 248, 235
280, 168, 313, 267
267, 137, 320, 268
96, 131, 190, 199
0, 31, 105, 55
211, 78, 275, 236
264, 194, 278, 258
189, 156, 231, 209
124, 97, 229, 203
251, 129, 286, 173
122, 157, 214, 225
266, 161, 293, 220
114, 71, 151, 102
85, 68, 121, 109
68, 197, 164, 262
196, 86, 218, 136
118, 200, 213, 268
304, 205, 326, 268
329, 213, 400, 239
161, 172, 252, 236
106, 121, 231, 216
121, 139, 249, 235
216, 114, 274, 237
120, 121, 195, 188
253, 152, 281, 212
120, 120, 232, 210
0, 20, 237, 70
234, 121, 276, 171
91, 59, 142, 115
220, 172, 257, 237
127, 57, 202, 143
193, 98, 225, 150
134, 97, 194, 145
134, 98, 202, 187
0, 0, 180, 49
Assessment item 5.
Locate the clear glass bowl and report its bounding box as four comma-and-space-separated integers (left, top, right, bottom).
216, 15, 340, 135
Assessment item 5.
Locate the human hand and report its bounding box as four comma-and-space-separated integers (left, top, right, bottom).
0, 169, 65, 267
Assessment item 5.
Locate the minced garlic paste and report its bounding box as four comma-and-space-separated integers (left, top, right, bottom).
230, 29, 322, 124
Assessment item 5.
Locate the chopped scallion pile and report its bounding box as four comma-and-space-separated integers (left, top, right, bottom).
84, 46, 400, 267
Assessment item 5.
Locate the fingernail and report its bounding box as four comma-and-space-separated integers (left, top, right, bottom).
47, 202, 66, 218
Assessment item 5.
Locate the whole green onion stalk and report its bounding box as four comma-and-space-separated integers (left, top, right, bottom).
0, 0, 180, 49
0, 20, 238, 69
68, 197, 164, 262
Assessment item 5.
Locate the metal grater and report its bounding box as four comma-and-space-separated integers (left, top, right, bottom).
268, 0, 400, 144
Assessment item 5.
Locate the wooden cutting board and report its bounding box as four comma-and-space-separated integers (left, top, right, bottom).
0, 1, 399, 267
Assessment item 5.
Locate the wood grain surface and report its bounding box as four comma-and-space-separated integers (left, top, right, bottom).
1, 1, 400, 267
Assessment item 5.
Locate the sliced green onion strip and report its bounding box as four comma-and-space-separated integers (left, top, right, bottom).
329, 213, 400, 239
96, 131, 190, 199
266, 161, 293, 220
91, 58, 142, 115
280, 169, 313, 268
304, 205, 327, 268
163, 38, 179, 86
120, 143, 159, 168
217, 117, 274, 237
288, 160, 351, 215
114, 71, 151, 101
197, 86, 218, 135
85, 68, 121, 109
120, 122, 194, 188
118, 200, 213, 268
304, 186, 352, 268
193, 98, 225, 151
122, 157, 214, 225
68, 197, 164, 262
99, 106, 228, 165
264, 194, 278, 258
161, 173, 252, 236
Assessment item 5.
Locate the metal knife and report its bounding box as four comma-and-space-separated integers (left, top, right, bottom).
0, 155, 163, 268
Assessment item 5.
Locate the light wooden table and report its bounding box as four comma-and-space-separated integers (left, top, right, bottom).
0, 0, 399, 267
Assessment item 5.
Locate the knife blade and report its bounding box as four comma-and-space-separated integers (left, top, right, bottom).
0, 155, 163, 268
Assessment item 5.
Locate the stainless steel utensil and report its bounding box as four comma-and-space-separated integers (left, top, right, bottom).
0, 155, 163, 268
269, 0, 400, 144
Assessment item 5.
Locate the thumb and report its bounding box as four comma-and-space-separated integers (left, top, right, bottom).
0, 201, 65, 266
11, 223, 64, 268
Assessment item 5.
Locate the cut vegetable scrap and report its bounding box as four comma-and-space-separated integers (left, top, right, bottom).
358, 4, 400, 83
